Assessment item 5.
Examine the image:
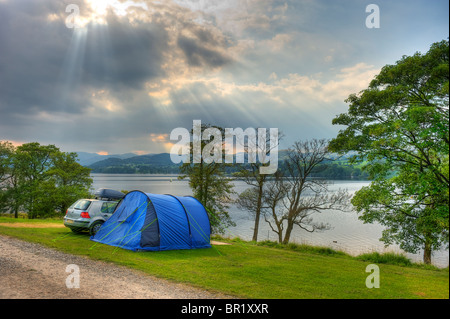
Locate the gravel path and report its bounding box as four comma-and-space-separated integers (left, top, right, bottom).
0, 235, 228, 299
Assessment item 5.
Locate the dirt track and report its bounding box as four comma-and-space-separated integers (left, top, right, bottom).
0, 234, 228, 299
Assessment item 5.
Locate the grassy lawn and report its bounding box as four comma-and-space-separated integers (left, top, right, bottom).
0, 217, 448, 299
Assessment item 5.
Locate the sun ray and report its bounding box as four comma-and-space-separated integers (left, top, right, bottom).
84, 0, 148, 25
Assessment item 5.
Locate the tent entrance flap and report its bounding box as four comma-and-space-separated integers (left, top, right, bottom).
140, 200, 160, 248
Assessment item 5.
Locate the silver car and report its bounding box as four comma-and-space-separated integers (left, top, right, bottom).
63, 189, 124, 236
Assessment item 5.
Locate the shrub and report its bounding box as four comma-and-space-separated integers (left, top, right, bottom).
256, 240, 348, 257
356, 252, 413, 266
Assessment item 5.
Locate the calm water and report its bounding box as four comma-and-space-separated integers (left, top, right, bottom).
91, 173, 449, 267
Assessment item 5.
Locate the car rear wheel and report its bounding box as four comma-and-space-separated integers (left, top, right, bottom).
89, 221, 104, 236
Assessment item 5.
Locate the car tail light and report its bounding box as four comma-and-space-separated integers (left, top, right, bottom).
80, 212, 91, 218
65, 209, 68, 215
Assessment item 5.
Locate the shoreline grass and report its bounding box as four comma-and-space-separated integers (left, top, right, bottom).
0, 217, 448, 299
213, 235, 445, 270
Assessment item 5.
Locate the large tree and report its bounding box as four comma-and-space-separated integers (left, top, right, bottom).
260, 139, 351, 244
235, 129, 282, 242
0, 142, 92, 218
329, 40, 449, 264
45, 151, 92, 215
11, 143, 58, 219
179, 123, 235, 234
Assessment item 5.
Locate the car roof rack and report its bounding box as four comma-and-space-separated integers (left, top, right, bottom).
93, 188, 125, 201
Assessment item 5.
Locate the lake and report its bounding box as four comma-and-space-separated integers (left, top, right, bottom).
91, 173, 449, 268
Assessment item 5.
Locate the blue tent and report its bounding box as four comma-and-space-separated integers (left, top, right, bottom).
90, 191, 211, 251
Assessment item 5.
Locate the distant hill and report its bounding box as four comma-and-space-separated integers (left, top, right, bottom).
77, 151, 368, 179
75, 152, 138, 166
86, 153, 181, 174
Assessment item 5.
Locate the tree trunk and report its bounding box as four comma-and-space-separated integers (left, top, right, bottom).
252, 184, 263, 242
277, 231, 283, 244
423, 239, 432, 265
282, 221, 294, 244
252, 211, 260, 242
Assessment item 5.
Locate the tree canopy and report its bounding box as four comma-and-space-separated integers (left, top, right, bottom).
329, 39, 449, 264
178, 123, 236, 234
0, 141, 92, 218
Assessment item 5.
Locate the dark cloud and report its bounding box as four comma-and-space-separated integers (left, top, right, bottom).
82, 14, 169, 89
177, 35, 231, 69
0, 0, 170, 126
0, 1, 72, 115
0, 0, 235, 130
0, 0, 237, 152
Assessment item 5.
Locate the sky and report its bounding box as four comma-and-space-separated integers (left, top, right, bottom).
0, 0, 448, 155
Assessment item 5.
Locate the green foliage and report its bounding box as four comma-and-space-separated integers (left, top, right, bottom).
256, 240, 348, 257
330, 39, 449, 264
45, 151, 92, 215
178, 123, 236, 234
0, 141, 92, 218
310, 162, 369, 180
356, 252, 413, 267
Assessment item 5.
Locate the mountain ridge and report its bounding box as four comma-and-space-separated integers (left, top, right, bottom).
75, 151, 368, 180
75, 151, 142, 166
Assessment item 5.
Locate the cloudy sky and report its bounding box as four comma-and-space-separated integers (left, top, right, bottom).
0, 0, 448, 155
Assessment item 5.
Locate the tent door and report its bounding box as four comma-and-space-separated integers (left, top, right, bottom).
140, 200, 160, 248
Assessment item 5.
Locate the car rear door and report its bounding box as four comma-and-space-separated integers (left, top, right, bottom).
66, 200, 92, 219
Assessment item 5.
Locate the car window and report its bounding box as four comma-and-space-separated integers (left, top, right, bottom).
101, 202, 118, 214
73, 200, 91, 210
